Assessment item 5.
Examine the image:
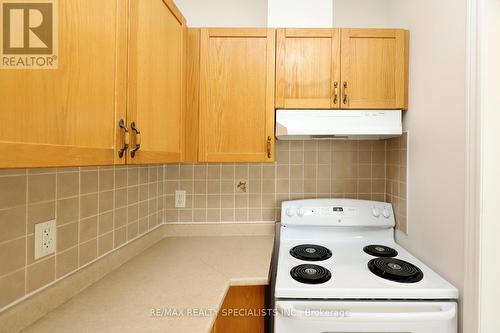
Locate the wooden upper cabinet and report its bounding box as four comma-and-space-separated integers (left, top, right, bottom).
0, 0, 128, 168
127, 0, 185, 164
198, 29, 275, 163
340, 28, 408, 109
276, 29, 341, 109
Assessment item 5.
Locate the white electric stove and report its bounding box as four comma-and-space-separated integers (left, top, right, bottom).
274, 199, 458, 333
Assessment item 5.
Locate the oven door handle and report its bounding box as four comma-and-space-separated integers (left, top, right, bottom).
276, 302, 456, 322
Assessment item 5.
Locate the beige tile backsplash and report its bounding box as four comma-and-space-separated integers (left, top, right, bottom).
386, 133, 409, 233
0, 138, 408, 311
165, 140, 388, 223
0, 165, 166, 309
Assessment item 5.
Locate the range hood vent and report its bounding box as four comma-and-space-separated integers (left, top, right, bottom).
275, 110, 402, 140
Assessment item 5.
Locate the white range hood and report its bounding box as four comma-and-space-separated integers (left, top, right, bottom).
275, 109, 402, 140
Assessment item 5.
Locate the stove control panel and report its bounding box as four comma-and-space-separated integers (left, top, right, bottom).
281, 199, 395, 227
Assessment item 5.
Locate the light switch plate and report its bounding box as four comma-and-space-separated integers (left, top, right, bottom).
175, 190, 186, 208
34, 220, 56, 260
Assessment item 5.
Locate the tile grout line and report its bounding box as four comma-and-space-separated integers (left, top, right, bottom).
162, 165, 166, 224
218, 163, 222, 223
245, 164, 249, 220
77, 168, 82, 268
24, 169, 28, 296
111, 166, 115, 255
96, 167, 101, 256
125, 167, 129, 244
0, 234, 27, 246
260, 163, 263, 221
315, 142, 319, 199
54, 169, 58, 280
232, 163, 236, 222
197, 164, 201, 222
0, 266, 25, 281
177, 164, 180, 222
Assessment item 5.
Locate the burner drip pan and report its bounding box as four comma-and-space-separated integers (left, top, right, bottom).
290, 264, 332, 284
368, 258, 424, 283
290, 244, 332, 261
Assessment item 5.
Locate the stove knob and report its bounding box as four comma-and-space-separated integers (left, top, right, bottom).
382, 208, 391, 218
297, 207, 305, 217
285, 206, 296, 217
372, 207, 381, 218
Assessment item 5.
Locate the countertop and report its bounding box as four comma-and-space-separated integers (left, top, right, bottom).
22, 235, 275, 333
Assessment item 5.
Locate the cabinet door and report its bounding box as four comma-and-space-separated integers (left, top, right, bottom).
199, 29, 275, 163
340, 28, 408, 109
211, 286, 265, 333
0, 0, 128, 168
127, 0, 185, 164
276, 28, 340, 109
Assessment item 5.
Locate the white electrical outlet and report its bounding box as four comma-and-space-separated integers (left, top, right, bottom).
175, 190, 186, 208
34, 220, 56, 260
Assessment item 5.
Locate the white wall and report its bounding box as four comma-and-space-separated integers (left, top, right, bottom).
268, 0, 393, 28
389, 0, 467, 329
479, 0, 500, 331
268, 0, 332, 28
175, 0, 395, 28
173, 0, 267, 27
332, 0, 393, 27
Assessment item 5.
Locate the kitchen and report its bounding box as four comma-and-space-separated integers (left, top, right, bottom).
0, 0, 498, 332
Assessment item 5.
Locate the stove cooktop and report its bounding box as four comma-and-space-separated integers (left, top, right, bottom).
275, 230, 458, 300
275, 199, 459, 300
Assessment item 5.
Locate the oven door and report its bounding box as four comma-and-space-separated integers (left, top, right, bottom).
275, 300, 457, 333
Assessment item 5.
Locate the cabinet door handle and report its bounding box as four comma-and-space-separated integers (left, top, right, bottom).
118, 119, 129, 158
333, 81, 339, 104
342, 81, 348, 105
266, 136, 272, 158
130, 122, 141, 158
